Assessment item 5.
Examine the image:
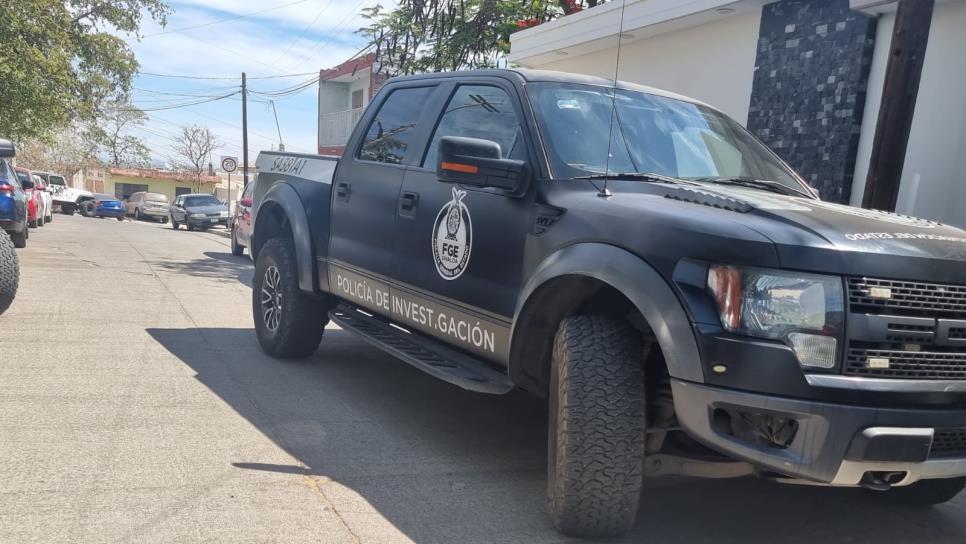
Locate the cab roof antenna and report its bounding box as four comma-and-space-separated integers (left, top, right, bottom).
599, 0, 627, 199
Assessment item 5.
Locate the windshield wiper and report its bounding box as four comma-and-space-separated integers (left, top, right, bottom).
693, 177, 811, 198
574, 172, 700, 185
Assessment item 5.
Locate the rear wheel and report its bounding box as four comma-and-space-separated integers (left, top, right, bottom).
161, 216, 168, 224
116, 216, 124, 222
881, 478, 966, 506
253, 238, 326, 358
37, 216, 44, 227
28, 219, 37, 228
547, 315, 645, 538
61, 204, 75, 215
10, 224, 27, 248
79, 201, 95, 217
0, 230, 18, 314
231, 226, 245, 256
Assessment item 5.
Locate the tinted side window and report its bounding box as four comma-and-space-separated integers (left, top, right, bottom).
423, 85, 523, 168
359, 86, 434, 165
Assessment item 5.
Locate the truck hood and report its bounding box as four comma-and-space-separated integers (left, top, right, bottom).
665, 184, 966, 283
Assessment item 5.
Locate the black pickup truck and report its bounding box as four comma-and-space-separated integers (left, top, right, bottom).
249, 69, 966, 537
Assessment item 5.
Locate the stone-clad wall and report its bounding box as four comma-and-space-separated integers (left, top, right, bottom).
747, 0, 877, 203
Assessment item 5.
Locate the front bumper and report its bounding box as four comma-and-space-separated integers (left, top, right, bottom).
187, 217, 228, 227
673, 380, 966, 486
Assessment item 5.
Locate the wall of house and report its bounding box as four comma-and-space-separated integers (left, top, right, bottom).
318, 81, 350, 114
747, 0, 877, 204
107, 175, 202, 202
348, 76, 369, 108
537, 9, 762, 124
854, 1, 966, 228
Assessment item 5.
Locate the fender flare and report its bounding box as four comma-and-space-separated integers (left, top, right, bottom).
252, 182, 315, 292
511, 242, 704, 384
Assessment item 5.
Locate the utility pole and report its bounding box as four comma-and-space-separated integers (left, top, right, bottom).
269, 100, 285, 152
242, 72, 249, 187
861, 0, 934, 212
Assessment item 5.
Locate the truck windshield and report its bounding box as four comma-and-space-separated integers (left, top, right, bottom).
528, 83, 804, 193
48, 175, 66, 186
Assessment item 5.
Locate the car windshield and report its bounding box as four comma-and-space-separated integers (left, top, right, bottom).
16, 171, 29, 183
146, 193, 168, 203
47, 175, 65, 186
184, 195, 221, 207
528, 82, 805, 192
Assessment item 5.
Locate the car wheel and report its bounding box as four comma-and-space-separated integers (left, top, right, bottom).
171, 216, 179, 229
547, 315, 645, 538
10, 224, 27, 248
117, 216, 124, 222
46, 213, 53, 223
80, 201, 95, 217
186, 223, 195, 231
0, 230, 18, 315
37, 216, 44, 227
135, 208, 142, 220
253, 238, 326, 358
161, 217, 168, 224
231, 226, 245, 256
28, 219, 37, 228
878, 478, 966, 506
61, 204, 74, 215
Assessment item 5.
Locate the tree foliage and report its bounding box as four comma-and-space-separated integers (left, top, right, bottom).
85, 100, 150, 167
172, 125, 220, 190
357, 0, 604, 76
15, 127, 99, 180
0, 0, 171, 141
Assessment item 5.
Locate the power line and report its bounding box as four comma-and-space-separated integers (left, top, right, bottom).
126, 91, 239, 112
267, 0, 335, 68
143, 0, 312, 37
138, 71, 316, 81
276, 0, 372, 73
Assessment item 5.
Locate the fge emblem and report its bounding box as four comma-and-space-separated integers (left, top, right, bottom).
432, 187, 472, 280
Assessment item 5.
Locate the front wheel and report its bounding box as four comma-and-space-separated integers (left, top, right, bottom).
171, 216, 179, 229
547, 315, 645, 538
135, 208, 142, 220
881, 478, 966, 506
253, 238, 326, 358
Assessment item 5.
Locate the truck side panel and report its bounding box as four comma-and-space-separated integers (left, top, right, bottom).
252, 152, 338, 293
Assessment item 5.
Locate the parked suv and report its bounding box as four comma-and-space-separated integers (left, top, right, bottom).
0, 140, 27, 248
126, 191, 170, 223
248, 70, 966, 537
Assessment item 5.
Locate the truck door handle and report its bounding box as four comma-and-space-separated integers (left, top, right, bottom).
399, 191, 419, 218
336, 182, 351, 201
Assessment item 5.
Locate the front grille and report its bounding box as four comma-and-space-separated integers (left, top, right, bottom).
849, 277, 966, 319
930, 429, 966, 459
846, 346, 966, 379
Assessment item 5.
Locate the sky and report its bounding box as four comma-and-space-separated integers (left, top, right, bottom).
128, 0, 383, 167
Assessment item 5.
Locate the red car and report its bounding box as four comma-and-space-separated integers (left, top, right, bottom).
15, 167, 45, 228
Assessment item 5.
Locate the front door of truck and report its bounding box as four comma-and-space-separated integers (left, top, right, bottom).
390, 81, 536, 363
327, 84, 438, 318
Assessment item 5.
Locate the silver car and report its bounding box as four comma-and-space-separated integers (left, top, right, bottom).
126, 192, 170, 223
169, 193, 229, 231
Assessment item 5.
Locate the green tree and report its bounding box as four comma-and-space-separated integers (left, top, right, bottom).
357, 0, 605, 76
0, 0, 171, 141
85, 100, 150, 167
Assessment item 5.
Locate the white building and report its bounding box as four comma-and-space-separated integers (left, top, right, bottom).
316, 53, 388, 156
509, 0, 966, 227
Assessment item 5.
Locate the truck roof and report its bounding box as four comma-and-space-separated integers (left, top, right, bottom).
384, 68, 715, 111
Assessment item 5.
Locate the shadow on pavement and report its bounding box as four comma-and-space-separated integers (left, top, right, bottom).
148, 251, 252, 287
147, 327, 966, 544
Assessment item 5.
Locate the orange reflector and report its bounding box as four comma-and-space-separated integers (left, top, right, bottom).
441, 162, 478, 174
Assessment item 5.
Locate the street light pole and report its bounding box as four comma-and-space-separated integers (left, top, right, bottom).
242, 72, 249, 187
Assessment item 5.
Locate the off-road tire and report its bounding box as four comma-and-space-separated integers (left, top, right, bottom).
881, 478, 966, 506
9, 224, 27, 248
253, 237, 326, 358
61, 204, 75, 215
0, 230, 19, 315
547, 315, 645, 538
231, 226, 245, 256
79, 201, 95, 217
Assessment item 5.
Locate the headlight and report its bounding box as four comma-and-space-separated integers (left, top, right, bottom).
707, 265, 844, 370
220, 211, 229, 217
190, 213, 205, 218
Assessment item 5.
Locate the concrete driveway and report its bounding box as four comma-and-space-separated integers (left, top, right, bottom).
2, 214, 966, 543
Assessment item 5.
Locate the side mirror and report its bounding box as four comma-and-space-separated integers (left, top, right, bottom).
0, 139, 14, 158
437, 136, 526, 192
240, 197, 253, 207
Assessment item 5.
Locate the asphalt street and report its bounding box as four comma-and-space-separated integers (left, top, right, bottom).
2, 214, 966, 543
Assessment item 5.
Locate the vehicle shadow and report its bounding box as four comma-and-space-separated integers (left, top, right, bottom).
146, 327, 966, 544
147, 251, 252, 287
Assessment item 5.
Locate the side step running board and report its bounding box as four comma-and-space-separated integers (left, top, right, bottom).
329, 305, 514, 394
